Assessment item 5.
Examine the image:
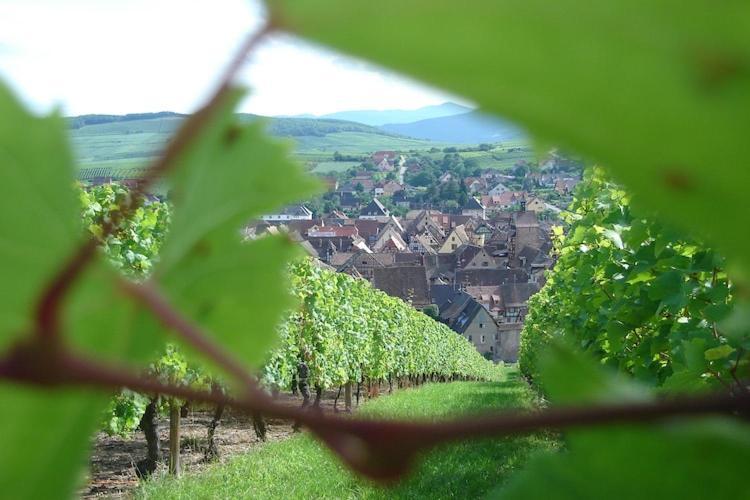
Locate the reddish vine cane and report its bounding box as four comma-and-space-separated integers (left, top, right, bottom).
1, 21, 749, 482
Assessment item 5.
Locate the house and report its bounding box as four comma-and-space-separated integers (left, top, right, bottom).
371, 151, 398, 165
372, 266, 431, 308
488, 182, 510, 196
376, 158, 394, 172
455, 268, 529, 288
261, 204, 313, 221
513, 211, 545, 254
392, 190, 410, 208
454, 245, 484, 269
305, 234, 370, 263
338, 192, 361, 211
359, 198, 391, 221
340, 175, 376, 194
381, 181, 403, 196
374, 180, 403, 197
462, 246, 497, 270
524, 196, 546, 213
408, 233, 439, 254
496, 322, 523, 362
438, 224, 471, 253
307, 225, 359, 238
463, 177, 485, 193
496, 282, 540, 324
336, 251, 396, 281
404, 210, 445, 240
432, 289, 499, 359
371, 220, 409, 252
424, 253, 459, 285
461, 197, 486, 219
351, 219, 386, 246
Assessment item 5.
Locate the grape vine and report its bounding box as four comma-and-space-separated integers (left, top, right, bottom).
521, 168, 748, 392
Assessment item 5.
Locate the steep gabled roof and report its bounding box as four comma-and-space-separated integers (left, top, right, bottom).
360, 198, 389, 217
372, 266, 431, 306
430, 284, 457, 312
498, 282, 541, 307
455, 268, 529, 287
455, 244, 483, 267
433, 290, 493, 334
514, 211, 539, 228
463, 197, 485, 210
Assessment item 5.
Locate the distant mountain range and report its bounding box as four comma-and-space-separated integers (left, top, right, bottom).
380, 111, 523, 144
301, 102, 473, 126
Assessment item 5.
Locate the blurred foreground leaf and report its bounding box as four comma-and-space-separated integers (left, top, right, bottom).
494, 345, 750, 499
0, 83, 81, 349
155, 88, 319, 367
0, 386, 105, 500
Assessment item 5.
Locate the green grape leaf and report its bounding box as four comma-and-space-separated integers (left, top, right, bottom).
0, 83, 150, 499
0, 83, 81, 349
274, 0, 750, 275
155, 88, 319, 367
0, 385, 107, 499
65, 261, 166, 364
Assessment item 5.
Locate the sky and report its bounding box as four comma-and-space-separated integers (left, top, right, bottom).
0, 0, 468, 117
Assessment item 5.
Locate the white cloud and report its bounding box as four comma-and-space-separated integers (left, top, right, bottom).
0, 0, 469, 116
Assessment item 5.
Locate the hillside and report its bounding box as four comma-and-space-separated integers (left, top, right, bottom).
68, 113, 437, 171
381, 111, 523, 144
315, 102, 471, 126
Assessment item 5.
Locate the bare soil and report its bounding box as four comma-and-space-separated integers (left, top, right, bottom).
82, 387, 371, 498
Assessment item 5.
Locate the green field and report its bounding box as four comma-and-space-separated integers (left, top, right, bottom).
135, 369, 559, 500
311, 161, 361, 173
291, 131, 438, 155
425, 141, 534, 171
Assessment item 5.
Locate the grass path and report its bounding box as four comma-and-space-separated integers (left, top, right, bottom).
136, 369, 558, 499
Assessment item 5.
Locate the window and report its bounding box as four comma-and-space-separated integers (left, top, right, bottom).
494, 334, 498, 341
490, 346, 494, 352
482, 261, 488, 267
480, 335, 486, 344
479, 323, 484, 328
468, 335, 473, 342
451, 244, 457, 250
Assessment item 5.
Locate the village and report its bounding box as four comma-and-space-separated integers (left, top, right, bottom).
250, 149, 581, 363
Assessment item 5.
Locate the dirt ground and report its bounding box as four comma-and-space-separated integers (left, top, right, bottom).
82, 388, 369, 498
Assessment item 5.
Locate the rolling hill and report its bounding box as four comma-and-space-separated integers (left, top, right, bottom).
68, 112, 440, 172
381, 111, 523, 144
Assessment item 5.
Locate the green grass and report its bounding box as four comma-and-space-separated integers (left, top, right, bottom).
311, 161, 361, 173
136, 369, 558, 500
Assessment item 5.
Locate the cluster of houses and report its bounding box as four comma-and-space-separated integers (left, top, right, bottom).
323, 150, 579, 215
251, 194, 556, 363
